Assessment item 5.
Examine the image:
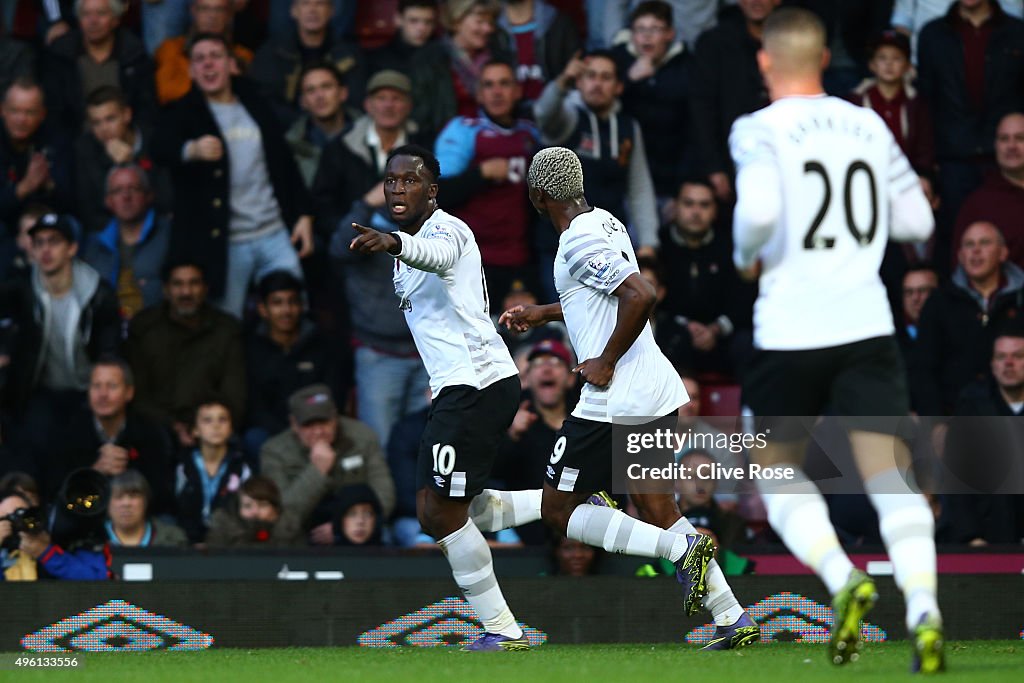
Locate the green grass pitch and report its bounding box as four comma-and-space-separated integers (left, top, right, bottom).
8, 642, 1023, 682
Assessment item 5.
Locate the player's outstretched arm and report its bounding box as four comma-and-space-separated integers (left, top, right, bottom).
498, 303, 563, 332
350, 222, 400, 255
575, 273, 656, 387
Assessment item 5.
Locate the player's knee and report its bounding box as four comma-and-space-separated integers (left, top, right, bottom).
540, 492, 573, 535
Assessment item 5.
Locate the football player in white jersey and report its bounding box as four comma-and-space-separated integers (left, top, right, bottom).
729, 8, 943, 672
500, 147, 760, 650
350, 145, 544, 652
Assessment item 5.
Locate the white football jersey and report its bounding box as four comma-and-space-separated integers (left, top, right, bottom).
554, 207, 688, 422
392, 209, 517, 397
730, 95, 928, 351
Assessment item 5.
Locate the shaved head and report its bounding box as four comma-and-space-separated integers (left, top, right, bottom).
760, 7, 827, 77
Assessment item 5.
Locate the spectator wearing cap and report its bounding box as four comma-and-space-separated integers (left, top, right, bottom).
316, 70, 430, 451
610, 1, 693, 206
75, 86, 173, 235
285, 62, 354, 189
953, 113, 1024, 270
913, 221, 1024, 416
60, 356, 176, 514
244, 271, 343, 457
0, 203, 48, 286
409, 0, 515, 140
42, 0, 157, 133
493, 339, 575, 545
917, 0, 1024, 268
366, 0, 441, 78
105, 470, 188, 547
260, 384, 396, 544
124, 259, 246, 447
495, 342, 574, 485
249, 0, 365, 125
206, 475, 317, 547
435, 59, 541, 305
0, 78, 75, 229
154, 0, 254, 106
1, 213, 120, 475
81, 164, 172, 320
151, 33, 314, 318
848, 30, 936, 199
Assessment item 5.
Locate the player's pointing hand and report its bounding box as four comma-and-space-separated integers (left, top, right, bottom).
350, 223, 401, 255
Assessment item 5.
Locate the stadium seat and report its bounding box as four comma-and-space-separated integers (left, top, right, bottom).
700, 384, 742, 417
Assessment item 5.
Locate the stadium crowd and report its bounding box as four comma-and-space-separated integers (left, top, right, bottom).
1, 0, 1023, 580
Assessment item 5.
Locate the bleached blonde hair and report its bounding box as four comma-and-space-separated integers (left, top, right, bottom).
528, 147, 585, 201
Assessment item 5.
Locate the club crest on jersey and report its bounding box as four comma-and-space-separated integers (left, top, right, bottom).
587, 255, 620, 285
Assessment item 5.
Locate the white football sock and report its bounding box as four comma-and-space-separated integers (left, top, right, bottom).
438, 519, 523, 639
469, 489, 542, 532
758, 466, 854, 596
668, 517, 744, 626
566, 504, 691, 562
863, 469, 941, 632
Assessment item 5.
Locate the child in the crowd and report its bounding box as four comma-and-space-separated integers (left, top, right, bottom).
848, 29, 936, 200
175, 398, 251, 543
206, 476, 316, 547
331, 484, 383, 546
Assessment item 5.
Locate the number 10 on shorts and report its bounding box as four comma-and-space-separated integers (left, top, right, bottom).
432, 443, 456, 475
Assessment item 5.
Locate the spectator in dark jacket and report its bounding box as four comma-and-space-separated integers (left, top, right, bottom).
284, 62, 353, 189
42, 0, 157, 132
896, 265, 939, 413
917, 0, 1024, 266
409, 0, 515, 140
330, 484, 384, 546
953, 112, 1024, 269
688, 0, 776, 201
248, 0, 364, 124
914, 221, 1024, 416
365, 0, 440, 77
654, 179, 749, 376
175, 397, 252, 543
61, 357, 176, 515
610, 1, 693, 203
81, 164, 171, 320
75, 86, 172, 234
498, 0, 581, 109
1, 214, 120, 478
244, 271, 342, 456
0, 35, 35, 95
317, 71, 430, 451
124, 259, 246, 447
150, 34, 313, 317
0, 78, 75, 229
205, 475, 315, 547
941, 330, 1024, 544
